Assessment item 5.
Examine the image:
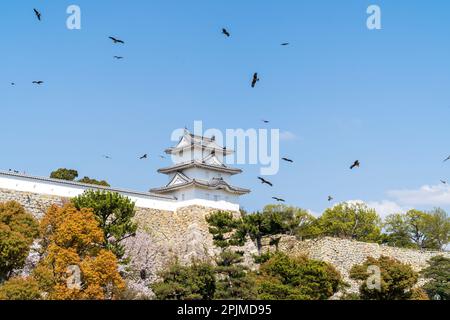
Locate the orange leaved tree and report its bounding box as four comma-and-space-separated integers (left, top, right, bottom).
34, 204, 125, 300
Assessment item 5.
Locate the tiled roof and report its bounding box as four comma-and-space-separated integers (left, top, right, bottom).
150, 177, 250, 195
158, 160, 242, 175
165, 131, 234, 155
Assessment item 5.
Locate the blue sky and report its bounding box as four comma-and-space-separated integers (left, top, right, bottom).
2, 0, 450, 216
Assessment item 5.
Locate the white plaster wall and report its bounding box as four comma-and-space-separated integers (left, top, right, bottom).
0, 173, 240, 212
182, 168, 231, 182
170, 185, 240, 208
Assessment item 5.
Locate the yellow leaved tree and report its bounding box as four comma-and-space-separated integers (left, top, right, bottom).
33, 203, 125, 300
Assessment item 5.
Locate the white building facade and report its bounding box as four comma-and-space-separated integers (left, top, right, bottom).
150, 130, 250, 204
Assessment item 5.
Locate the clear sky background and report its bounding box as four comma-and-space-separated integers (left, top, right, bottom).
2, 0, 450, 217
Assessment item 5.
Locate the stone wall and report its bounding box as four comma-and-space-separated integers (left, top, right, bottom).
276, 236, 450, 294
122, 206, 257, 298
0, 188, 65, 219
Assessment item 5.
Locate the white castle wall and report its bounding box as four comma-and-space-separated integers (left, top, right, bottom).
0, 171, 240, 212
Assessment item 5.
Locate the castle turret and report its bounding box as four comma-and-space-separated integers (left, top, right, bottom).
150, 130, 250, 204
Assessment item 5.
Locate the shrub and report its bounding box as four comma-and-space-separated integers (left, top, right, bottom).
350, 256, 418, 300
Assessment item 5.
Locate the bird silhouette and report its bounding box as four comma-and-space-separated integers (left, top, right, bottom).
11, 82, 15, 86
258, 177, 273, 187
102, 155, 112, 159
328, 196, 334, 202
33, 8, 41, 21
281, 43, 290, 46
444, 156, 450, 162
272, 197, 285, 202
32, 81, 44, 85
222, 28, 230, 37
140, 154, 148, 160
262, 119, 270, 124
251, 73, 260, 88
282, 158, 293, 163
109, 36, 125, 44
113, 56, 124, 60
350, 160, 360, 170
441, 180, 447, 185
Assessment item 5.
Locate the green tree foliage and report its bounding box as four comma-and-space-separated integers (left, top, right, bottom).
0, 277, 41, 300
243, 205, 319, 255
317, 202, 381, 242
421, 256, 450, 300
214, 250, 257, 300
422, 208, 450, 250
384, 209, 450, 250
50, 169, 110, 187
383, 213, 416, 248
50, 168, 79, 181
151, 260, 216, 300
405, 209, 430, 249
206, 211, 257, 299
256, 252, 343, 300
78, 177, 110, 187
205, 211, 246, 249
350, 256, 419, 300
72, 190, 138, 261
0, 201, 39, 282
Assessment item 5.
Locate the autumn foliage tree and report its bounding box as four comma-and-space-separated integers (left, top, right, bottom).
0, 201, 39, 282
33, 204, 125, 300
72, 191, 137, 261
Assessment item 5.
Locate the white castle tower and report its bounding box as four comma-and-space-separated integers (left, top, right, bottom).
150, 129, 250, 205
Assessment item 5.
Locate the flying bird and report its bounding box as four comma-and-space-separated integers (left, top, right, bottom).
222, 28, 230, 37
11, 82, 15, 86
272, 197, 285, 202
109, 36, 125, 44
328, 196, 334, 202
262, 119, 270, 124
281, 43, 290, 46
251, 73, 260, 88
33, 8, 41, 21
32, 81, 44, 85
258, 177, 273, 187
102, 155, 112, 159
350, 160, 360, 170
441, 180, 447, 185
444, 156, 450, 162
140, 154, 148, 160
113, 56, 124, 60
282, 157, 294, 163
